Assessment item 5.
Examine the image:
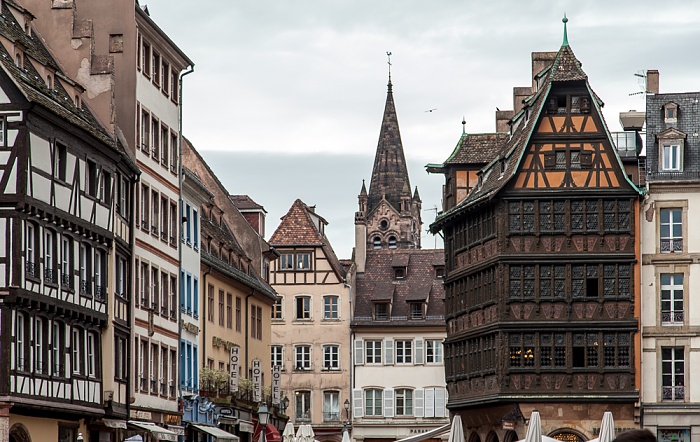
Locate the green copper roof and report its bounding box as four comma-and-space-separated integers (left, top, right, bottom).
562, 15, 569, 46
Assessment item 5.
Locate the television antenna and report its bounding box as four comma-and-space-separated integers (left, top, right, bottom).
629, 70, 648, 96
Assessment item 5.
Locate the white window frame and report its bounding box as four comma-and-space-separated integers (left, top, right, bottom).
61, 235, 71, 286
661, 144, 682, 172
72, 328, 81, 374
661, 273, 683, 325
323, 391, 340, 422
660, 208, 683, 253
34, 317, 43, 374
395, 388, 413, 416
271, 345, 284, 369
365, 340, 382, 365
426, 339, 444, 364
323, 344, 340, 370
661, 347, 685, 401
52, 321, 61, 376
296, 296, 311, 320
26, 224, 34, 275
45, 230, 54, 275
396, 339, 413, 364
364, 389, 383, 416
87, 333, 96, 377
16, 313, 25, 371
272, 297, 284, 320
295, 390, 312, 420
295, 345, 311, 370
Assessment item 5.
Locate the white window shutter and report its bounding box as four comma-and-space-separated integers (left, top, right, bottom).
384, 338, 394, 365
383, 388, 394, 418
354, 339, 364, 365
414, 389, 424, 418
425, 388, 435, 418
435, 388, 446, 417
414, 338, 424, 365
444, 388, 449, 417
353, 388, 364, 418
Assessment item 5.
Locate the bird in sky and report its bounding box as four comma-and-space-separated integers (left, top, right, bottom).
425, 108, 437, 113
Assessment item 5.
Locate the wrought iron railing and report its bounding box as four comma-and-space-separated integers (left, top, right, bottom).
25, 262, 36, 278
44, 268, 56, 284
660, 238, 683, 253
662, 385, 685, 401
661, 311, 684, 324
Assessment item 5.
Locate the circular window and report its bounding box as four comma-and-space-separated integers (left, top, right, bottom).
380, 220, 389, 230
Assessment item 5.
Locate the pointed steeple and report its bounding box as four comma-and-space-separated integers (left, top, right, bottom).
549, 16, 587, 83
367, 69, 411, 215
413, 186, 421, 202
562, 14, 569, 46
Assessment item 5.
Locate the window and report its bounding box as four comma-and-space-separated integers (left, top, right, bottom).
218, 290, 224, 326
159, 271, 168, 315
323, 345, 339, 370
509, 334, 535, 367
26, 223, 36, 278
396, 340, 412, 364
251, 304, 262, 339
660, 208, 683, 253
394, 268, 405, 279
115, 336, 127, 381
374, 302, 388, 320
226, 292, 233, 329
54, 142, 66, 181
295, 345, 311, 370
271, 345, 284, 368
508, 201, 535, 233
272, 297, 283, 320
373, 237, 381, 249
60, 235, 72, 288
184, 203, 191, 244
142, 41, 151, 77
207, 284, 214, 322
72, 328, 82, 374
79, 243, 91, 295
95, 249, 106, 300
161, 125, 169, 165
161, 197, 169, 241
236, 296, 242, 332
295, 391, 311, 420
86, 160, 97, 197
323, 391, 340, 422
661, 273, 684, 325
410, 302, 423, 320
141, 109, 150, 151
170, 201, 178, 244
543, 333, 568, 367
365, 340, 382, 364
52, 321, 63, 376
141, 184, 149, 229
15, 313, 25, 371
162, 61, 170, 96
280, 254, 293, 270
44, 230, 56, 284
509, 265, 535, 299
170, 132, 178, 173
0, 118, 5, 146
364, 389, 383, 416
662, 144, 682, 171
603, 333, 630, 368
171, 70, 179, 103
426, 340, 443, 364
152, 51, 160, 85
388, 236, 397, 249
87, 333, 96, 377
296, 296, 311, 320
664, 103, 678, 122
662, 347, 684, 401
151, 190, 159, 234
395, 389, 413, 416
323, 296, 338, 319
34, 318, 44, 374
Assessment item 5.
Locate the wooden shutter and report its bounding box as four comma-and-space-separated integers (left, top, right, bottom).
384, 338, 394, 365
383, 388, 394, 418
414, 338, 424, 365
352, 388, 363, 418
435, 388, 446, 417
425, 388, 435, 418
581, 152, 593, 169
544, 152, 555, 169
354, 339, 364, 366
414, 389, 424, 418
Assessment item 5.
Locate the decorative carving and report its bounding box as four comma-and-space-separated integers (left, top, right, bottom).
605, 304, 617, 318
542, 304, 552, 318
542, 237, 552, 251
605, 237, 616, 251
573, 237, 584, 251
511, 305, 522, 319
555, 237, 565, 251
511, 238, 521, 252
524, 238, 535, 252
585, 304, 596, 318
573, 304, 583, 318
587, 237, 597, 251
618, 303, 629, 318
619, 236, 629, 251
523, 304, 534, 319
554, 304, 564, 319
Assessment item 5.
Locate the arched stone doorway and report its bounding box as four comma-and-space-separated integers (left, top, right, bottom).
9, 423, 31, 442
503, 430, 518, 442
549, 429, 586, 442
486, 431, 499, 442
468, 431, 482, 442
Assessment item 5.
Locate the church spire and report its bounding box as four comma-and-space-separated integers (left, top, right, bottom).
562, 14, 569, 46
367, 55, 411, 216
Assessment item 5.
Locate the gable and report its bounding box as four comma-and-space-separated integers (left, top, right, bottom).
512, 85, 634, 191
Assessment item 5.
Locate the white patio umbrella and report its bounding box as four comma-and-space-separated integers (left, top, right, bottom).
282, 423, 296, 442
517, 411, 560, 442
296, 424, 315, 442
588, 411, 615, 442
447, 415, 465, 442
342, 428, 352, 442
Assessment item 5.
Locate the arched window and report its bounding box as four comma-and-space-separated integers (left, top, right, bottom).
388, 236, 397, 249
373, 237, 381, 250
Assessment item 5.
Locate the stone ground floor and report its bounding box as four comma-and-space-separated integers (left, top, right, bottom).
643, 405, 700, 442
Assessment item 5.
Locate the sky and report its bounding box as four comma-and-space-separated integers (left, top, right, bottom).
148, 1, 700, 260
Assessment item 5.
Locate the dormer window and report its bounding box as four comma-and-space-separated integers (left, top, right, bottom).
15, 53, 22, 69
661, 144, 682, 172
435, 266, 445, 279
46, 75, 52, 89
394, 268, 405, 279
374, 303, 389, 320
410, 302, 424, 320
388, 236, 397, 249
664, 103, 678, 123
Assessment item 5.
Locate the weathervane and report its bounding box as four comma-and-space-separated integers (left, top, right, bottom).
387, 51, 392, 82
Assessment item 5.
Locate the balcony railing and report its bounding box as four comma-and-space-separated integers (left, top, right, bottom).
661, 311, 684, 324
25, 262, 36, 278
61, 273, 71, 286
323, 412, 340, 422
660, 238, 683, 253
44, 268, 56, 284
662, 385, 685, 401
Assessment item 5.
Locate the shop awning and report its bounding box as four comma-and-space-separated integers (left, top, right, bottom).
191, 424, 241, 442
103, 419, 127, 429
253, 422, 281, 442
128, 421, 179, 441
395, 423, 451, 442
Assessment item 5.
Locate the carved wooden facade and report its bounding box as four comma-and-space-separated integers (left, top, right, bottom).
430, 35, 642, 440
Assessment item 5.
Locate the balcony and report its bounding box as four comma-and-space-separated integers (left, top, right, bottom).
95, 285, 105, 301
61, 273, 71, 286
44, 268, 57, 284
662, 385, 685, 401
660, 238, 683, 253
661, 311, 684, 324
25, 262, 36, 278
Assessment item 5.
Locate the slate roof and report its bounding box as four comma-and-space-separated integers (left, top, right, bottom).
439, 132, 510, 168
352, 249, 445, 328
430, 38, 642, 233
270, 199, 346, 280
367, 80, 412, 215
0, 1, 115, 147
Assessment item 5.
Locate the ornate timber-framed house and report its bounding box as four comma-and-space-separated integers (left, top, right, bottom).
428, 21, 643, 442
0, 1, 137, 441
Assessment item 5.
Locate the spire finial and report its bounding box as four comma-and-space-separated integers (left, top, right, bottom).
462, 116, 467, 134
562, 14, 569, 46
386, 51, 393, 90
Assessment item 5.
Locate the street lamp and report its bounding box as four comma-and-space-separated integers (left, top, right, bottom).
344, 399, 350, 422
76, 433, 84, 442
259, 403, 270, 442
281, 396, 290, 414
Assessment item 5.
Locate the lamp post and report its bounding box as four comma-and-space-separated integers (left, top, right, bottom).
344, 399, 350, 423
258, 403, 270, 442
281, 396, 290, 414
76, 433, 84, 442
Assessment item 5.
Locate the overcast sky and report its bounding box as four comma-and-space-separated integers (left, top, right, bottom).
148, 1, 700, 259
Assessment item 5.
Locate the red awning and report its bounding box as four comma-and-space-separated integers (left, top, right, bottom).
252, 422, 281, 442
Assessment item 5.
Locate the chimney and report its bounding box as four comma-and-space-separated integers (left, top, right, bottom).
646, 70, 659, 94
496, 110, 515, 133
531, 52, 558, 90
513, 87, 532, 115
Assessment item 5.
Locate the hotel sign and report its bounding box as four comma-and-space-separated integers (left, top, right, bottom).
230, 346, 240, 392
272, 365, 281, 405
252, 359, 262, 402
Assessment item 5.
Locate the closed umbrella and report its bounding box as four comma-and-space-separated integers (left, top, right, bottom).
342, 428, 351, 442
588, 412, 615, 442
283, 423, 296, 442
524, 411, 541, 442
447, 415, 465, 442
296, 425, 315, 442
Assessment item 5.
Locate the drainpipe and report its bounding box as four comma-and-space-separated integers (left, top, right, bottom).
178, 63, 195, 412
246, 289, 255, 378
202, 265, 212, 365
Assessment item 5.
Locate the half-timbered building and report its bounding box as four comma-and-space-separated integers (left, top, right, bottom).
0, 1, 137, 440
269, 199, 350, 442
428, 21, 643, 442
